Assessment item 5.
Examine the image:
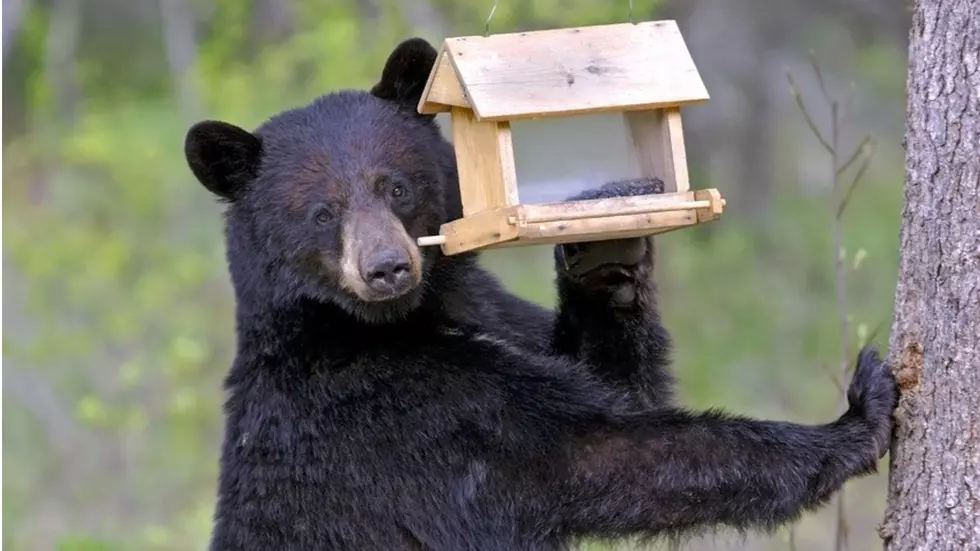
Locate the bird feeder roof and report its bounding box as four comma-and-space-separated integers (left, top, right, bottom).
418, 20, 710, 122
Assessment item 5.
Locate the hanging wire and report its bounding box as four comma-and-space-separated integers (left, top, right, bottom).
485, 0, 498, 36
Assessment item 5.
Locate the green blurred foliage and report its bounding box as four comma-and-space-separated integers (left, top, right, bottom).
2, 1, 905, 550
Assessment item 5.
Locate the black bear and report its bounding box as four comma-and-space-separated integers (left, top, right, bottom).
183, 37, 897, 551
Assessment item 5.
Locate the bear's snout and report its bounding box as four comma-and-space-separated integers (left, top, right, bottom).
339, 208, 423, 302
360, 250, 414, 297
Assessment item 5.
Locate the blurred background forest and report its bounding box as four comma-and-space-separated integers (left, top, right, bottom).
2, 0, 913, 550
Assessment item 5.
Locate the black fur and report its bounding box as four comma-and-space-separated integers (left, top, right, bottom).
184, 37, 898, 551
185, 120, 263, 201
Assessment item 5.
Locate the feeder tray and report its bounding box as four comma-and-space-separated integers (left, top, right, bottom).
415, 20, 726, 255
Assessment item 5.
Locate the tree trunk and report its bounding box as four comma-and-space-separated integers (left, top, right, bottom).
880, 1, 980, 551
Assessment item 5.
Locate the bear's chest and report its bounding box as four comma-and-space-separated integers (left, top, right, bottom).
226, 367, 526, 549
236, 359, 507, 484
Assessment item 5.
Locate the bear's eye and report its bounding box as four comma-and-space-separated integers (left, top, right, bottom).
391, 184, 407, 199
313, 208, 332, 225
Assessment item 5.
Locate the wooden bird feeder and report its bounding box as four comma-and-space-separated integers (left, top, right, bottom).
414, 20, 726, 255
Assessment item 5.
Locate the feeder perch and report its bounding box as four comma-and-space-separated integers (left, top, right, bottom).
415, 20, 726, 255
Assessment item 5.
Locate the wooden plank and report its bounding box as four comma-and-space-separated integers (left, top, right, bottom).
441, 20, 709, 122
450, 107, 520, 217
426, 188, 726, 255
480, 226, 675, 250
430, 196, 725, 254
418, 49, 470, 115
514, 209, 698, 245
491, 225, 691, 249
663, 109, 690, 191
624, 107, 690, 193
438, 206, 520, 255
517, 191, 702, 224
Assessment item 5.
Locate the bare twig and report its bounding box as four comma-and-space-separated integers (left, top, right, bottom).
829, 85, 852, 551
787, 54, 878, 551
787, 71, 834, 154
837, 135, 874, 178
808, 51, 832, 104
839, 81, 858, 126
837, 139, 878, 218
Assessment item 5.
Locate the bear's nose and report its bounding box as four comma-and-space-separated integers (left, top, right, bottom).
362, 253, 413, 297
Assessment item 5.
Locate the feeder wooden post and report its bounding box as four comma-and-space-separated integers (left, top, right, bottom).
450, 107, 520, 217
624, 108, 690, 194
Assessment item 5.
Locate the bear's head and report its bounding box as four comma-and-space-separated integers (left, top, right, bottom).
183, 38, 463, 324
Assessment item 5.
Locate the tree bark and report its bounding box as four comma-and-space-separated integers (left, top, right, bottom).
880, 1, 980, 551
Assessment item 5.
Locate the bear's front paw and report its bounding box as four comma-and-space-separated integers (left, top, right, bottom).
846, 345, 899, 458
555, 237, 654, 308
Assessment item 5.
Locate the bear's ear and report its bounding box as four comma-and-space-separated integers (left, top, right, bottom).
184, 120, 262, 201
370, 37, 438, 116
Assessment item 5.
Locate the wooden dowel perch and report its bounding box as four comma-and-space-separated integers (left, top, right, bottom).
418, 235, 448, 246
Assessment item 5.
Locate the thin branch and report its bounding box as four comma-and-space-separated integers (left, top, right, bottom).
837, 138, 878, 218
828, 82, 851, 551
837, 134, 874, 178
837, 515, 851, 551
786, 71, 834, 154
808, 50, 832, 104
849, 141, 876, 187
788, 54, 877, 551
